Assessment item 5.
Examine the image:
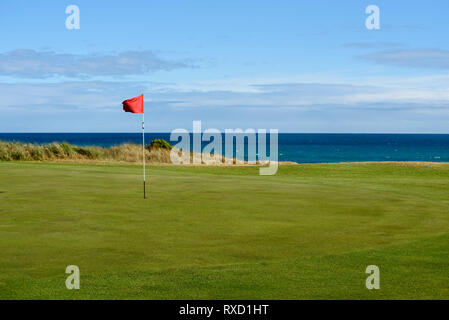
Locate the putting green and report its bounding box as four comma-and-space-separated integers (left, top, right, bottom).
0, 161, 448, 299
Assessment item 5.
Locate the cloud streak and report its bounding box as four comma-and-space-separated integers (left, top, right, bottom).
1, 77, 449, 132
342, 42, 404, 49
361, 50, 449, 69
2, 78, 448, 113
0, 49, 191, 78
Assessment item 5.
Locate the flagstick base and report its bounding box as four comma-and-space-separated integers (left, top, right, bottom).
144, 180, 146, 199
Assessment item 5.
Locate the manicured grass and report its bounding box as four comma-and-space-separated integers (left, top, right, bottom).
0, 161, 448, 299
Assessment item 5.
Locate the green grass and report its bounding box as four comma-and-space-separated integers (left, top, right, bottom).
0, 161, 448, 299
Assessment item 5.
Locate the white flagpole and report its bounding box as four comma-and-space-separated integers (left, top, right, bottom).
142, 111, 146, 199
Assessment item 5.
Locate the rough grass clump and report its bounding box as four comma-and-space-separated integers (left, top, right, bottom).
26, 145, 45, 161
44, 143, 66, 158
60, 142, 76, 157
105, 144, 142, 162
10, 146, 27, 160
0, 142, 29, 161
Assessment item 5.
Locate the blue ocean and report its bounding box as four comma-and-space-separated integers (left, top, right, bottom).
1, 133, 449, 164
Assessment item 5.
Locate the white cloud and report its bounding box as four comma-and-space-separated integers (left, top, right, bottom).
0, 81, 140, 111
0, 49, 191, 78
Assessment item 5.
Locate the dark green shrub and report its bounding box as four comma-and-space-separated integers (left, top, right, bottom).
148, 139, 172, 150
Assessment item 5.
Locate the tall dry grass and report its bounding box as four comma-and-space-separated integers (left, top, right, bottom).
0, 141, 172, 164
0, 140, 275, 165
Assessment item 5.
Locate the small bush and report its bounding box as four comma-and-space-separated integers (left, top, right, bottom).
149, 139, 172, 150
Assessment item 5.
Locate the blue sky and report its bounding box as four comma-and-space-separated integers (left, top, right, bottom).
0, 0, 449, 132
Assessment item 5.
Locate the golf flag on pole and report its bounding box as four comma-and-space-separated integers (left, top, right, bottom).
123, 94, 146, 199
123, 94, 144, 113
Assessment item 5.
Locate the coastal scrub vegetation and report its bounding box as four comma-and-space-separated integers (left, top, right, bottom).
0, 140, 173, 163
0, 139, 287, 165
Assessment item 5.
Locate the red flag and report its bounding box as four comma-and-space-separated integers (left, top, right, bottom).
123, 94, 144, 113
